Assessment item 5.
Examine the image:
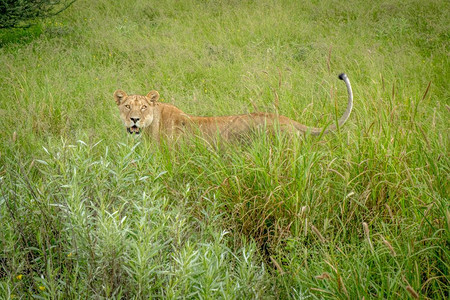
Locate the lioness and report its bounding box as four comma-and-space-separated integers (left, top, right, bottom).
114, 73, 353, 142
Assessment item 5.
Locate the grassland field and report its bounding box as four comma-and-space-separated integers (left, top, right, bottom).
0, 0, 449, 298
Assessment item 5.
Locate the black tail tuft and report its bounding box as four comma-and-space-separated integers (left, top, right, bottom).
338, 73, 347, 81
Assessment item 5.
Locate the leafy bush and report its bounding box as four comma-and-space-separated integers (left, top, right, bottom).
0, 0, 77, 29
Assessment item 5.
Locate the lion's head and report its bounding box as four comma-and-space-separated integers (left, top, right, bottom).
114, 90, 160, 134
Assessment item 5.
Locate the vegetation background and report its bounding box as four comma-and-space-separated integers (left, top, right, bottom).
0, 0, 448, 298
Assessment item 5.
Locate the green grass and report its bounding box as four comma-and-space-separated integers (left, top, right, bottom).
0, 0, 449, 298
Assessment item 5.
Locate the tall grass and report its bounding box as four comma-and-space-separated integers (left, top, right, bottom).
1, 0, 449, 298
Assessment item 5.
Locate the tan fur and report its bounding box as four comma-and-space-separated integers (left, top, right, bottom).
114, 74, 353, 142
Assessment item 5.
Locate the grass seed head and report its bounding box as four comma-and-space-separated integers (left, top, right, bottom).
362, 222, 370, 238
301, 206, 309, 216
362, 222, 374, 251
382, 238, 396, 257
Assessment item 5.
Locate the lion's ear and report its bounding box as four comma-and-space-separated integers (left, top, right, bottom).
114, 90, 127, 105
146, 90, 160, 103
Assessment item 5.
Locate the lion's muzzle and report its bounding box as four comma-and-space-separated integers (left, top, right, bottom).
127, 125, 141, 134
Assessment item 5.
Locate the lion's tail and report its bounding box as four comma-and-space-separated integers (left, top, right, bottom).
297, 73, 353, 135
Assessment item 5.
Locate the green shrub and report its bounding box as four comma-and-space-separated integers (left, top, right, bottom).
0, 0, 77, 29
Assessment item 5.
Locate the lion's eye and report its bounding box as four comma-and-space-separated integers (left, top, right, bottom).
125, 105, 131, 109
141, 105, 147, 110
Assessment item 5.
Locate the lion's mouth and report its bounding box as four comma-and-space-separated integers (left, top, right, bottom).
127, 125, 141, 134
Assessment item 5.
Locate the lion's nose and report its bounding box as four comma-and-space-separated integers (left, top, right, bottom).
130, 117, 140, 123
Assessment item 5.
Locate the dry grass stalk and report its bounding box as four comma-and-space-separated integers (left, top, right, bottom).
405, 285, 419, 299
28, 159, 35, 173
338, 275, 349, 298
311, 225, 326, 243
315, 272, 331, 280
269, 256, 285, 275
